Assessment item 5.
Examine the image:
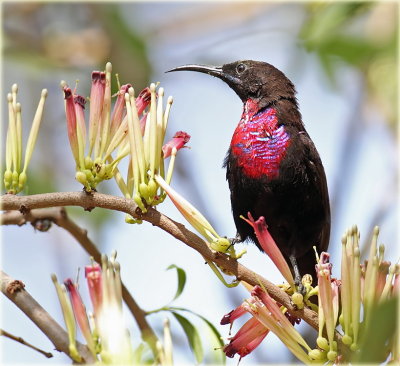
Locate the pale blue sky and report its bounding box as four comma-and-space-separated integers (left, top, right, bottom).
2, 3, 398, 364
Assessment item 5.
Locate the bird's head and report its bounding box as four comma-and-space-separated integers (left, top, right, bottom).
167, 60, 297, 110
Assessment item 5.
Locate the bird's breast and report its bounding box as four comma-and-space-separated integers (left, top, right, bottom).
231, 106, 291, 179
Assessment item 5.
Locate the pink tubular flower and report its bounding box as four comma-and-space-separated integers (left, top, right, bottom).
220, 304, 247, 325
316, 252, 336, 350
64, 278, 95, 355
88, 71, 106, 154
74, 95, 87, 143
245, 287, 311, 363
242, 213, 295, 289
162, 131, 191, 158
223, 317, 269, 359
85, 263, 103, 316
135, 87, 151, 115
64, 87, 79, 165
252, 286, 303, 331
331, 279, 340, 329
110, 83, 131, 138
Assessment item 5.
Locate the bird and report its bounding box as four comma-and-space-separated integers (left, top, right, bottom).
167, 60, 330, 288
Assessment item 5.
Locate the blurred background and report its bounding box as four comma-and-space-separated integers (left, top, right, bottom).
1, 2, 398, 364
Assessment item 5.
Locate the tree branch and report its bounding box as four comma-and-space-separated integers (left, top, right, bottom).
1, 207, 160, 356
1, 328, 53, 358
0, 192, 324, 333
0, 270, 96, 363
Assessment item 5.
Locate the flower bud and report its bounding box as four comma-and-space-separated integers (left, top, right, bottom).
308, 349, 325, 360
85, 156, 93, 170
317, 336, 329, 351
18, 171, 27, 190
327, 350, 337, 361
342, 334, 352, 345
4, 170, 12, 190
75, 171, 88, 186
292, 292, 304, 308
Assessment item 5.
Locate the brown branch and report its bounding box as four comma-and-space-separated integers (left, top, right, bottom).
0, 328, 53, 358
0, 270, 96, 363
1, 207, 159, 356
0, 192, 330, 336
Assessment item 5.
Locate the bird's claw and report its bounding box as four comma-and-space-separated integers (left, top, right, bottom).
296, 281, 306, 296
229, 233, 243, 246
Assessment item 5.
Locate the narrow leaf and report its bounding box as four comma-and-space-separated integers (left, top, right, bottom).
167, 264, 186, 301
169, 307, 225, 364
171, 311, 203, 364
354, 297, 398, 364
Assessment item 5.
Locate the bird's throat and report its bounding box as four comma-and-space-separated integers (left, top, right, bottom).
230, 99, 291, 179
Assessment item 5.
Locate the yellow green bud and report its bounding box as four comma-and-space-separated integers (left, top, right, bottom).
342, 334, 352, 345
139, 182, 150, 200
18, 171, 27, 190
317, 337, 329, 351
210, 237, 231, 252
84, 156, 93, 170
308, 349, 325, 360
12, 171, 19, 187
125, 215, 142, 224
75, 171, 87, 186
84, 170, 94, 183
327, 350, 337, 361
350, 343, 358, 351
147, 178, 158, 199
133, 193, 146, 213
292, 292, 304, 308
4, 170, 12, 189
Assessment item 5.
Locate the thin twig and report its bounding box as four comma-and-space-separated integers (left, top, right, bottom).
0, 192, 322, 331
0, 270, 96, 363
1, 207, 160, 356
0, 328, 53, 358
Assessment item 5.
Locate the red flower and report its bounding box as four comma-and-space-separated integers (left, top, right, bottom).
223, 317, 269, 359
162, 131, 191, 158
85, 263, 103, 316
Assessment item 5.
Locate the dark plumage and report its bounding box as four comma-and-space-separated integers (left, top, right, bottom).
168, 60, 330, 285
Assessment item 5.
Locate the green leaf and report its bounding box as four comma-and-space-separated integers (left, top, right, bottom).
169, 307, 225, 364
171, 311, 204, 364
353, 296, 398, 363
166, 264, 186, 302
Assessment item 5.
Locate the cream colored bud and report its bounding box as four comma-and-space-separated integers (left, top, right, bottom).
75, 171, 88, 186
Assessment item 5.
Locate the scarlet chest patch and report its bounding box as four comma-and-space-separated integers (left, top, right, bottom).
231, 101, 290, 179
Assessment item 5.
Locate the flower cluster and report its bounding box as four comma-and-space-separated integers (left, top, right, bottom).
52, 254, 132, 362
52, 253, 174, 364
338, 226, 398, 353
222, 285, 309, 362
3, 84, 47, 194
61, 62, 190, 215
221, 223, 399, 364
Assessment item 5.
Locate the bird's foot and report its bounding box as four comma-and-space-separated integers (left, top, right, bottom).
289, 254, 307, 308
228, 232, 243, 246
295, 279, 306, 296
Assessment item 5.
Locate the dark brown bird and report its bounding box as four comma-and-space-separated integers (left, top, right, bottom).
168, 60, 330, 287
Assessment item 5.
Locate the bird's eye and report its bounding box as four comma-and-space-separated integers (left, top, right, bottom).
236, 63, 246, 73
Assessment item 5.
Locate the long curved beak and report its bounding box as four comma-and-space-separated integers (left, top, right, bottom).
166, 64, 223, 78
166, 64, 241, 87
